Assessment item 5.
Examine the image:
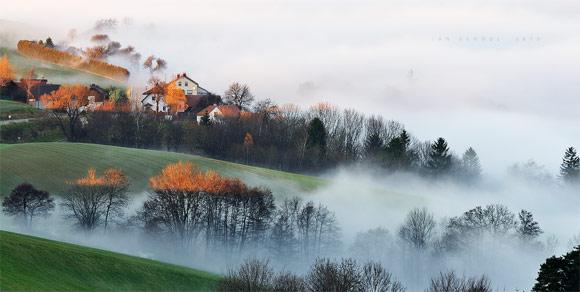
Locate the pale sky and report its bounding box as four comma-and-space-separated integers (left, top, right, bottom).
2, 0, 579, 174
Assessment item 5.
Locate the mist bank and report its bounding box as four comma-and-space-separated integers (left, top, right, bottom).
2, 0, 579, 174
1, 167, 578, 290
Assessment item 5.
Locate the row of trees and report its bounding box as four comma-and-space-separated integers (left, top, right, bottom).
17, 40, 130, 81
45, 100, 485, 181
219, 258, 493, 292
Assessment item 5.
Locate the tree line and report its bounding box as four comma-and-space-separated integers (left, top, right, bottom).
2, 160, 576, 291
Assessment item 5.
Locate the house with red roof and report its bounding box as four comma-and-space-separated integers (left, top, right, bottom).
141, 73, 220, 114
196, 104, 241, 122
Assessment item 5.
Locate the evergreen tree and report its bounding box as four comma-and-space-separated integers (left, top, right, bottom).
305, 118, 327, 169
384, 130, 411, 170
461, 147, 482, 181
45, 37, 55, 48
363, 132, 383, 160
560, 147, 580, 184
533, 246, 580, 291
517, 209, 542, 240
306, 118, 327, 154
199, 112, 212, 126
427, 137, 452, 175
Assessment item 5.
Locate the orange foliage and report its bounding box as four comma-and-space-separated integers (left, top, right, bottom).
75, 168, 106, 186
74, 167, 128, 187
17, 40, 129, 81
103, 168, 128, 187
243, 132, 254, 148
165, 82, 187, 113
0, 55, 15, 85
150, 161, 247, 194
41, 85, 90, 110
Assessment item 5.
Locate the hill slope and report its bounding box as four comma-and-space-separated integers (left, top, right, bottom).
0, 142, 325, 196
0, 48, 122, 87
0, 230, 219, 291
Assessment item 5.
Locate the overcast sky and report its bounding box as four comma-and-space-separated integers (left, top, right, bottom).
2, 0, 579, 175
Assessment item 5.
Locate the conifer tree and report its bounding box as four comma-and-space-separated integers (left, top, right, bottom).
560, 147, 580, 184
517, 209, 542, 240
427, 137, 452, 175
461, 147, 482, 181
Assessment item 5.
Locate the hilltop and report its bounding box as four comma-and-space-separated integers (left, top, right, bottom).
0, 47, 123, 87
0, 142, 325, 196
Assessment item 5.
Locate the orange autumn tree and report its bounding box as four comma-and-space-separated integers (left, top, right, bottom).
165, 81, 187, 113
149, 161, 246, 194
63, 167, 129, 231
146, 161, 247, 243
41, 84, 90, 141
0, 55, 15, 85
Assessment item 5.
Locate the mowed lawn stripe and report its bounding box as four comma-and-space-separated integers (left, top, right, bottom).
0, 142, 327, 196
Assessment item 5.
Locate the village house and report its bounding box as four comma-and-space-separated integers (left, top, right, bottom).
141, 73, 220, 114
0, 77, 108, 110
196, 104, 241, 123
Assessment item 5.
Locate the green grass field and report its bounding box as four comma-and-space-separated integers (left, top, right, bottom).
0, 100, 35, 114
0, 230, 220, 291
0, 142, 326, 196
0, 100, 38, 120
1, 48, 123, 87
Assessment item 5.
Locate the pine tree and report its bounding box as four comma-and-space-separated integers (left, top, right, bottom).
461, 147, 482, 181
517, 209, 542, 240
427, 137, 452, 175
363, 132, 383, 160
533, 246, 580, 291
384, 130, 412, 170
306, 118, 327, 154
199, 112, 211, 126
560, 147, 580, 184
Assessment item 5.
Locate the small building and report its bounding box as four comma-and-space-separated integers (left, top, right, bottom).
141, 73, 220, 114
196, 104, 241, 123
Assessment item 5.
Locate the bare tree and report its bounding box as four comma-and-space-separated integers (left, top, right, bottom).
102, 169, 129, 231
361, 262, 406, 292
61, 184, 107, 231
428, 271, 491, 292
399, 207, 435, 249
2, 183, 54, 226
307, 258, 361, 292
273, 272, 306, 292
225, 82, 254, 110
218, 258, 274, 292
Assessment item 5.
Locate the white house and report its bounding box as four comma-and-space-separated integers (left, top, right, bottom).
196, 104, 241, 123
141, 73, 214, 113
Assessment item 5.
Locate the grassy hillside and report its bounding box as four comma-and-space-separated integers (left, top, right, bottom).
0, 100, 35, 114
0, 47, 122, 87
0, 142, 325, 196
0, 230, 219, 291
0, 100, 38, 120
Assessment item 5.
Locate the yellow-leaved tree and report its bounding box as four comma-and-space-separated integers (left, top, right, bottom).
165, 82, 187, 113
0, 55, 15, 85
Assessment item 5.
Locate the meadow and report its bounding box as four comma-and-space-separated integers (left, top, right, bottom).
0, 230, 220, 291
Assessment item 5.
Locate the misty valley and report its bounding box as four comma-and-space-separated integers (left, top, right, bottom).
1, 2, 580, 292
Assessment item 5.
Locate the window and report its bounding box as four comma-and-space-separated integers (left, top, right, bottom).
178, 82, 182, 86
187, 90, 193, 94
185, 82, 188, 86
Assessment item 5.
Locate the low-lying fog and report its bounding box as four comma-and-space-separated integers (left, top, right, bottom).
1, 168, 578, 290
1, 1, 579, 289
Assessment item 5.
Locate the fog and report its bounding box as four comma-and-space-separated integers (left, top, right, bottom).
1, 1, 579, 289
1, 168, 579, 290
2, 0, 579, 175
